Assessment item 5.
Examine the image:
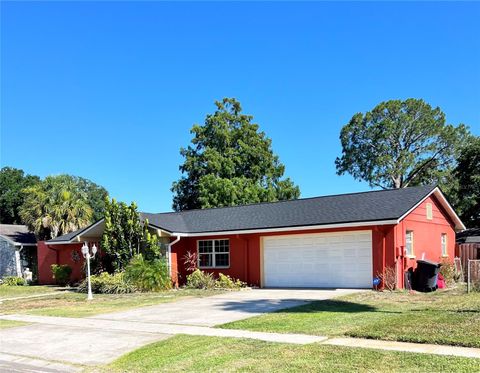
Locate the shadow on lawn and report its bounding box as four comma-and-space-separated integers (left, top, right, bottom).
217, 298, 399, 314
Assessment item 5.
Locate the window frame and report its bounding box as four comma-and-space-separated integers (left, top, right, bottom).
197, 239, 230, 269
441, 233, 448, 257
426, 203, 433, 220
405, 230, 415, 258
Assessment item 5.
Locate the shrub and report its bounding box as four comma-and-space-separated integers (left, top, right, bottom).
215, 273, 246, 289
439, 259, 459, 287
125, 254, 171, 292
186, 269, 216, 289
51, 264, 72, 286
378, 266, 396, 291
182, 251, 198, 274
1, 276, 26, 286
78, 272, 136, 294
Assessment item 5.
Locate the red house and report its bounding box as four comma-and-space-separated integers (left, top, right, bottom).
42, 185, 464, 289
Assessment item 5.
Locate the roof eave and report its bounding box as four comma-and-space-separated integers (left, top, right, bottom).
169, 219, 399, 237
397, 187, 466, 231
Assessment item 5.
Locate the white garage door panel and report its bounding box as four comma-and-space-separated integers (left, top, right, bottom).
263, 231, 372, 288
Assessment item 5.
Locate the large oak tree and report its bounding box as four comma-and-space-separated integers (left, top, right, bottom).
335, 99, 470, 189
172, 98, 300, 211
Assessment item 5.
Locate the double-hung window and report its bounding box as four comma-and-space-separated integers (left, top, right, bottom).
441, 233, 448, 256
405, 230, 414, 257
198, 239, 230, 268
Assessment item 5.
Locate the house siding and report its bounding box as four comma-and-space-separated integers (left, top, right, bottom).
0, 237, 18, 278
38, 241, 86, 284
394, 195, 456, 288
170, 225, 391, 288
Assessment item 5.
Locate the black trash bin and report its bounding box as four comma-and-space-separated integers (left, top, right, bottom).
414, 260, 441, 292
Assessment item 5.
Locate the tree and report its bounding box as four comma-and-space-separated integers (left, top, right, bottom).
451, 137, 480, 227
335, 99, 470, 189
76, 177, 108, 221
0, 167, 40, 224
172, 98, 300, 210
101, 198, 143, 271
20, 175, 94, 239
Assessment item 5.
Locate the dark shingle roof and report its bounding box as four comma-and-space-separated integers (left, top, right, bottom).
0, 224, 37, 245
48, 185, 439, 242
456, 228, 480, 244
142, 185, 437, 234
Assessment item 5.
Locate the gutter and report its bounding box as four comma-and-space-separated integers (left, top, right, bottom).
167, 235, 181, 278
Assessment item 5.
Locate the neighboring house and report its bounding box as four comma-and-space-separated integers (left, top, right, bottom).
44, 185, 464, 289
456, 228, 480, 244
0, 224, 38, 279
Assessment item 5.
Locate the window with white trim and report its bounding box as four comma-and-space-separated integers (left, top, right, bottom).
441, 233, 448, 256
426, 203, 433, 220
198, 239, 230, 268
405, 230, 414, 257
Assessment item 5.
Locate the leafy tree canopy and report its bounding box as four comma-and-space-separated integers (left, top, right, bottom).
101, 197, 163, 272
20, 175, 94, 239
172, 98, 300, 211
335, 99, 470, 189
0, 167, 40, 224
451, 136, 480, 227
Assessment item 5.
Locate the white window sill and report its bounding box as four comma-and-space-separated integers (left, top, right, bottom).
406, 255, 416, 259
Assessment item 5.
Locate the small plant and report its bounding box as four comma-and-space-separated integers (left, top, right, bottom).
186, 269, 216, 289
78, 272, 136, 294
51, 264, 72, 286
377, 266, 396, 291
124, 254, 171, 292
215, 273, 246, 289
182, 251, 198, 274
1, 276, 26, 286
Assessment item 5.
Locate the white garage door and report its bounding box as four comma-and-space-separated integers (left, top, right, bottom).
263, 231, 372, 288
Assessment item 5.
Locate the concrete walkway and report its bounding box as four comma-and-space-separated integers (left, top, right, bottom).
2, 313, 479, 359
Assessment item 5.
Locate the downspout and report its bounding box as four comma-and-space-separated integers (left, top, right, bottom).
168, 235, 181, 281
15, 244, 24, 277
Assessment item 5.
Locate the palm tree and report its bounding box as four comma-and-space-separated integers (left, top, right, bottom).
20, 175, 93, 239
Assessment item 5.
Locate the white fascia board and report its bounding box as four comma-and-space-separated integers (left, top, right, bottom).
0, 235, 20, 246
171, 219, 398, 237
397, 187, 466, 231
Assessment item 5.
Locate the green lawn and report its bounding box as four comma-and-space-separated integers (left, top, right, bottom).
221, 287, 480, 348
0, 285, 65, 299
0, 319, 29, 329
0, 289, 224, 317
104, 335, 479, 373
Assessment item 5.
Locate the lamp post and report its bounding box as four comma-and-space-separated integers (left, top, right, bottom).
81, 242, 97, 300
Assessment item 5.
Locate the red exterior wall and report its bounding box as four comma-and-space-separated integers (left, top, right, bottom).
393, 195, 456, 288
170, 225, 392, 288
37, 241, 90, 285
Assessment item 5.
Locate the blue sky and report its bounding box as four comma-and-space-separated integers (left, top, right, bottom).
2, 2, 479, 212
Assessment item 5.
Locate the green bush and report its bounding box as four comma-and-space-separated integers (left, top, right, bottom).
51, 264, 72, 286
186, 269, 216, 289
215, 273, 247, 289
1, 276, 26, 286
78, 272, 136, 294
125, 254, 171, 292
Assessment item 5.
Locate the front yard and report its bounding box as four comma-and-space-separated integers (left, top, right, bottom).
104, 335, 478, 373
0, 286, 224, 317
0, 284, 65, 299
221, 287, 480, 348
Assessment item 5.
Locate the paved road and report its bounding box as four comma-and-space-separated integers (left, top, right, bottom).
0, 288, 359, 371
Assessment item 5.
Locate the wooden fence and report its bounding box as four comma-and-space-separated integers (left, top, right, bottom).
456, 243, 480, 279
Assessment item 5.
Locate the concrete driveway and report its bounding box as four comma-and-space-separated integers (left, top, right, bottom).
0, 288, 361, 371
91, 288, 361, 326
